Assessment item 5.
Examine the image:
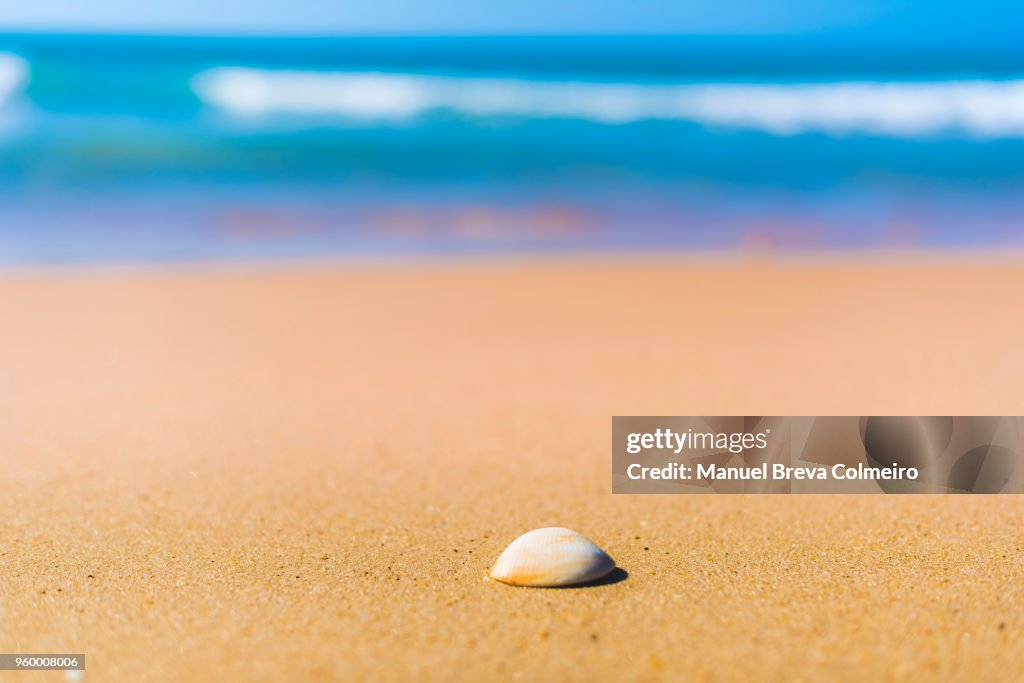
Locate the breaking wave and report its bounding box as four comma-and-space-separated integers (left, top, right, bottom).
0, 52, 28, 106
192, 67, 1024, 138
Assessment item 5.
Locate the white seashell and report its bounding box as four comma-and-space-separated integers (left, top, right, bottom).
489, 527, 615, 587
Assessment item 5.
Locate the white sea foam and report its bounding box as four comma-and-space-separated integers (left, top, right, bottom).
192, 67, 1024, 138
0, 52, 29, 105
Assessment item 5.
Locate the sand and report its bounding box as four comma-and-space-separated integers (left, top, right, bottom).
1, 257, 1022, 682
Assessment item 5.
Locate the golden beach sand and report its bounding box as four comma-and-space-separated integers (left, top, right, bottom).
1, 258, 1022, 681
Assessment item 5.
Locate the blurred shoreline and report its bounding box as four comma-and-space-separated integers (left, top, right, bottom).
4, 249, 1024, 279
0, 34, 1022, 265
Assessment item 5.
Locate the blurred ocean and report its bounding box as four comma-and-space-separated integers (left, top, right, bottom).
0, 34, 1023, 263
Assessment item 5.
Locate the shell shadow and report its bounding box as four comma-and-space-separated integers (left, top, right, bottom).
571, 567, 629, 588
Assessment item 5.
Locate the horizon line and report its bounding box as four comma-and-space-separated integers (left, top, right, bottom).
0, 29, 1021, 49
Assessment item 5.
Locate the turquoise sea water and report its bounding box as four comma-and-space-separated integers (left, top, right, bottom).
0, 34, 1023, 263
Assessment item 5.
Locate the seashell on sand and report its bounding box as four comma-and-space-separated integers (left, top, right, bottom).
489, 527, 615, 587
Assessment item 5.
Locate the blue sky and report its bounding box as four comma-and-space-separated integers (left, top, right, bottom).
0, 0, 1020, 40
